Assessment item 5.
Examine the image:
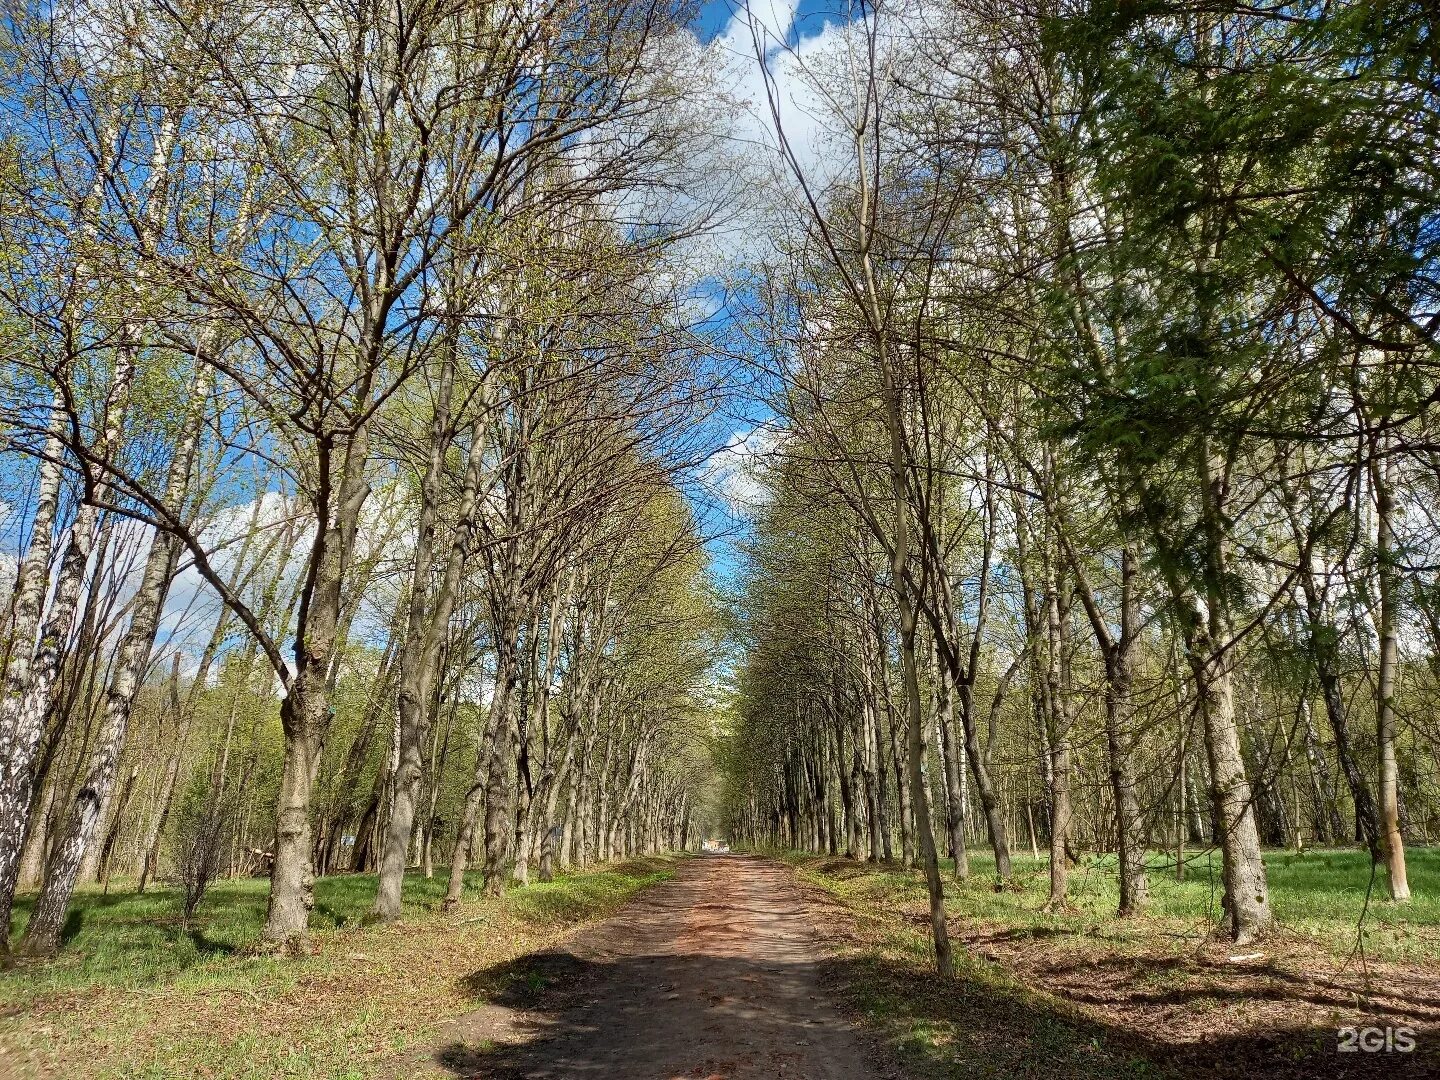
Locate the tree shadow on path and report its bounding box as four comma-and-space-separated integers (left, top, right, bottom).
431, 946, 892, 1080
423, 938, 1440, 1080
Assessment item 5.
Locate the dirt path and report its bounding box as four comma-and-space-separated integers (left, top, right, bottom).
415, 855, 887, 1080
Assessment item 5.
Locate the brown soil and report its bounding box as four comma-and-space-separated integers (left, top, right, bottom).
401, 855, 894, 1080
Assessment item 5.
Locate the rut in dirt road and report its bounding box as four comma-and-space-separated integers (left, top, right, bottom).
429, 855, 888, 1080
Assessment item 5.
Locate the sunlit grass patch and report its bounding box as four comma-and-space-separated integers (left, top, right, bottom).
773, 845, 1440, 962
504, 863, 673, 925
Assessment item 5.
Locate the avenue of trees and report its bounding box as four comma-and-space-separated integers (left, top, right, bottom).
3, 0, 1439, 987
0, 0, 726, 956
718, 0, 1440, 974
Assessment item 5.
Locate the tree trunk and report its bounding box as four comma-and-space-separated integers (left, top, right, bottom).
263, 417, 372, 948
1042, 587, 1073, 907
1105, 548, 1147, 916
0, 399, 66, 951
446, 633, 518, 906
264, 673, 326, 948
935, 658, 969, 880
1193, 443, 1271, 943
376, 371, 493, 919
537, 739, 574, 882
954, 679, 1012, 882
1373, 451, 1410, 901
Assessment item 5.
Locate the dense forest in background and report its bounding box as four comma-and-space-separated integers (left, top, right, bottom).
1, 0, 1439, 989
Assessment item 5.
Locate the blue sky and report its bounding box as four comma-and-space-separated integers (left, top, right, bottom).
695, 0, 739, 39
684, 1, 861, 588
694, 1, 848, 43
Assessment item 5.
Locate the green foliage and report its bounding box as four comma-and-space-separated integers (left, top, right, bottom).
167, 765, 239, 924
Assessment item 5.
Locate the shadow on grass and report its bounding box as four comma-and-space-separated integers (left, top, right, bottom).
458, 950, 592, 1009
58, 907, 83, 946
182, 926, 238, 957
5, 859, 678, 1004
814, 856, 898, 878
818, 948, 1440, 1079
4, 871, 399, 992
313, 903, 353, 929
1020, 949, 1440, 1017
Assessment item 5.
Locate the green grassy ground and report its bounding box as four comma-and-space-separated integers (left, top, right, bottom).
818, 846, 1440, 963
775, 846, 1440, 1079
4, 861, 673, 1000
0, 859, 677, 1078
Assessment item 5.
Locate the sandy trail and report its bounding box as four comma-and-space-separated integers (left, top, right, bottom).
422, 854, 885, 1080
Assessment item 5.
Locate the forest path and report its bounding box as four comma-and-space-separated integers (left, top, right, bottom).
417, 854, 888, 1080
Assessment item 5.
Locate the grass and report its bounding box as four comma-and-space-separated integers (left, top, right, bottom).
0, 858, 678, 1079
775, 845, 1440, 1079
806, 845, 1440, 963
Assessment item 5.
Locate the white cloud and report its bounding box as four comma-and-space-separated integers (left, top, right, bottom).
633, 1, 863, 273
703, 424, 780, 514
